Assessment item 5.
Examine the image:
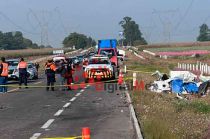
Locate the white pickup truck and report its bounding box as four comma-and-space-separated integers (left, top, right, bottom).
84, 55, 114, 82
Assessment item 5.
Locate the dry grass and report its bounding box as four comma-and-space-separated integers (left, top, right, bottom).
125, 50, 210, 139
0, 48, 73, 58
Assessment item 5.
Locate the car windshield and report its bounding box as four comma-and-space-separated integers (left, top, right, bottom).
99, 49, 115, 56
28, 64, 33, 69
8, 61, 19, 66
89, 58, 110, 64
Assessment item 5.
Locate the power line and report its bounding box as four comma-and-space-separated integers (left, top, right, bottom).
174, 0, 195, 31
0, 11, 39, 35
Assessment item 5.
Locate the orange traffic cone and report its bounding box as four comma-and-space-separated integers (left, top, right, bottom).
118, 70, 123, 85
82, 127, 91, 139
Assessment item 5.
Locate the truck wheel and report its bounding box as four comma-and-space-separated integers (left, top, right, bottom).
85, 78, 89, 83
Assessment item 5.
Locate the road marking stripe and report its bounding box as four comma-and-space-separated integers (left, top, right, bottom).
70, 97, 77, 102
80, 89, 84, 92
34, 81, 43, 85
54, 110, 64, 116
30, 133, 41, 139
41, 119, 55, 129
7, 88, 19, 93
63, 102, 71, 108
76, 93, 81, 97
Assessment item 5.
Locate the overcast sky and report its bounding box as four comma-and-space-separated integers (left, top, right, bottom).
0, 0, 210, 47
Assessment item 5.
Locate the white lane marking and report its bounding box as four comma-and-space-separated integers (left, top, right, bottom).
80, 89, 84, 92
70, 97, 77, 102
63, 102, 71, 108
7, 88, 19, 93
30, 133, 41, 139
41, 119, 55, 129
34, 81, 43, 85
75, 93, 81, 97
54, 109, 64, 116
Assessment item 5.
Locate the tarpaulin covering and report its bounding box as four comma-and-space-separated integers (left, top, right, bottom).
171, 79, 184, 94
183, 82, 198, 94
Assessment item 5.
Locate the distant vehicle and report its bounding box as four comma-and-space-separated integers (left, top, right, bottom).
53, 56, 66, 67
87, 51, 95, 58
84, 55, 115, 82
97, 39, 119, 77
69, 57, 80, 65
13, 62, 38, 80
77, 55, 84, 63
53, 56, 66, 62
7, 59, 19, 79
118, 49, 126, 61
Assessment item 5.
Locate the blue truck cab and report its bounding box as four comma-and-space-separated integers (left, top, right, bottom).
97, 39, 119, 77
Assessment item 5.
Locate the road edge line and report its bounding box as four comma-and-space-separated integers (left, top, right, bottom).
124, 81, 143, 139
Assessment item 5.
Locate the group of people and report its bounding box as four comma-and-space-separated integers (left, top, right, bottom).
0, 56, 75, 93
45, 58, 74, 91
0, 57, 29, 93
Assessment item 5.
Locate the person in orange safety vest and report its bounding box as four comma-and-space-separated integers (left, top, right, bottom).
17, 58, 28, 88
0, 57, 8, 93
45, 59, 57, 91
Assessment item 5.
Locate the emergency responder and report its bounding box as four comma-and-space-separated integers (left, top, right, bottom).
59, 59, 67, 91
17, 58, 28, 88
45, 59, 56, 91
65, 59, 74, 90
0, 57, 9, 93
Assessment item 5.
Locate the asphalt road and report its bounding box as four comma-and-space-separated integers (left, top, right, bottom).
0, 65, 135, 139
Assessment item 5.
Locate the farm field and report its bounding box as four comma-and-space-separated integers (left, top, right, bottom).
0, 48, 72, 58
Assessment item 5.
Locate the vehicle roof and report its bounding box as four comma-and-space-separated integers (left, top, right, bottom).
7, 59, 19, 61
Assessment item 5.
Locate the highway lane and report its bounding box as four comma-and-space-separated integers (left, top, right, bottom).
0, 65, 135, 139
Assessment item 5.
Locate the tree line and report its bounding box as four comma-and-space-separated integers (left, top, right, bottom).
0, 31, 50, 50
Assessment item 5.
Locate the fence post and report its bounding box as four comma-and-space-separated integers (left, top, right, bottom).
200, 64, 202, 73
208, 66, 210, 75
133, 73, 137, 88
189, 64, 192, 71
124, 65, 127, 73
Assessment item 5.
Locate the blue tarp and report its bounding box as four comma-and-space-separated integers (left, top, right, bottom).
171, 79, 199, 94
183, 83, 198, 94
98, 39, 117, 49
171, 79, 183, 94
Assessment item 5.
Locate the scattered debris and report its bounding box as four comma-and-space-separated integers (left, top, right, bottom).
146, 70, 210, 99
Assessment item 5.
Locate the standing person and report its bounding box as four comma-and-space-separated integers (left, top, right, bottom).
45, 59, 56, 91
65, 59, 73, 90
35, 62, 40, 78
17, 58, 28, 88
0, 57, 8, 93
59, 59, 68, 91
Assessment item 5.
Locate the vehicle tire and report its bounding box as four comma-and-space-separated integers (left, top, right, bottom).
34, 75, 38, 79
85, 78, 89, 83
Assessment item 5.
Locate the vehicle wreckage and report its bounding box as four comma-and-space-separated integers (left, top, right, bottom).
146, 70, 210, 99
